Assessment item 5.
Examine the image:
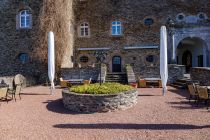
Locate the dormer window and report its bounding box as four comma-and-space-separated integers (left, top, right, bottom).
79, 22, 90, 37
111, 21, 122, 36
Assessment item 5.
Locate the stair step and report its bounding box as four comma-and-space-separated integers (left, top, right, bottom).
105, 72, 128, 84
106, 80, 127, 84
106, 76, 127, 79
106, 76, 126, 78
107, 73, 126, 75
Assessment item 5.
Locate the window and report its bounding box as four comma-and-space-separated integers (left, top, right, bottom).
20, 10, 31, 28
111, 21, 122, 36
144, 18, 154, 26
19, 53, 29, 63
113, 56, 121, 64
80, 56, 89, 63
176, 13, 185, 22
146, 55, 154, 63
197, 12, 207, 20
80, 22, 89, 37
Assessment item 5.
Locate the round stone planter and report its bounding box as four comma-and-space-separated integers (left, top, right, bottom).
62, 89, 138, 113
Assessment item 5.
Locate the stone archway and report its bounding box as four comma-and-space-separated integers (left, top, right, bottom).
176, 37, 207, 70
170, 27, 210, 67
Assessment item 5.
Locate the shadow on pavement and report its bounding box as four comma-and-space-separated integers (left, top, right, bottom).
21, 93, 50, 96
44, 99, 89, 115
168, 101, 208, 110
53, 123, 210, 130
168, 89, 189, 98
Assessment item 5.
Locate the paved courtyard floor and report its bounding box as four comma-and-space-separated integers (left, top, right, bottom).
0, 86, 210, 140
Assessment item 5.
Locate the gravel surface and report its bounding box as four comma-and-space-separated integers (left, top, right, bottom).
0, 86, 210, 140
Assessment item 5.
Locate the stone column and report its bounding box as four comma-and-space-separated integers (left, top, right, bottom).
171, 34, 177, 64
203, 47, 207, 67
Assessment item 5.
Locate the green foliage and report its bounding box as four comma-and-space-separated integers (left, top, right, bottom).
70, 83, 133, 94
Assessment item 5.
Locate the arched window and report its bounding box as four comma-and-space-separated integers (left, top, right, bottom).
18, 53, 29, 63
20, 10, 30, 28
80, 22, 89, 37
111, 21, 122, 36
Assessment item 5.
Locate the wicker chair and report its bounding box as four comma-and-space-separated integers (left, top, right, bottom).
60, 78, 71, 88
187, 84, 198, 103
138, 79, 146, 88
83, 78, 92, 85
0, 86, 9, 104
196, 86, 210, 109
8, 85, 21, 102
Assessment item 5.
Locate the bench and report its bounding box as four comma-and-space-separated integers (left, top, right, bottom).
139, 78, 162, 88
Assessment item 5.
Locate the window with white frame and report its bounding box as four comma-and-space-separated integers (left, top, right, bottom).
111, 21, 122, 36
79, 22, 89, 37
20, 10, 31, 28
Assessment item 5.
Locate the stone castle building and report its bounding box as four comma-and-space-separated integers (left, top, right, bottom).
0, 0, 210, 85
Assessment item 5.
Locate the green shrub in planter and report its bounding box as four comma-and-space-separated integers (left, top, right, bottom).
70, 83, 133, 94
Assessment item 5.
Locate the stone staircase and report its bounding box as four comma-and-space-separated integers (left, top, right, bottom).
105, 73, 127, 84
170, 74, 191, 89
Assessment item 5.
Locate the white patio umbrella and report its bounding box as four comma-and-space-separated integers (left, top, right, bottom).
160, 26, 168, 96
48, 31, 55, 94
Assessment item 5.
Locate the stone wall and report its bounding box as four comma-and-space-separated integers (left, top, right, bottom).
0, 1, 47, 83
73, 0, 209, 76
0, 0, 209, 86
61, 68, 99, 82
126, 65, 136, 83
191, 67, 210, 86
168, 64, 186, 83
62, 89, 138, 113
0, 0, 75, 85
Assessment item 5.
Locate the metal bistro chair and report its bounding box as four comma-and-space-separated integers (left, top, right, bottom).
196, 85, 210, 109
187, 84, 198, 103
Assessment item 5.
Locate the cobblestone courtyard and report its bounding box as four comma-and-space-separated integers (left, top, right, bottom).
1, 86, 210, 140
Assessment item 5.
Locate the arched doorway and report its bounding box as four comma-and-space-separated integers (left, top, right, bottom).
176, 37, 207, 72
112, 56, 121, 72
182, 50, 192, 73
